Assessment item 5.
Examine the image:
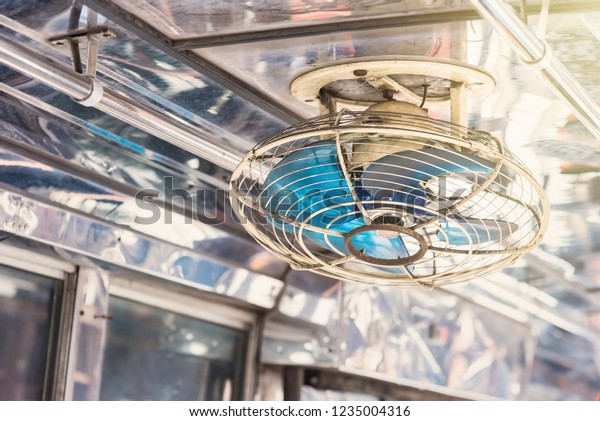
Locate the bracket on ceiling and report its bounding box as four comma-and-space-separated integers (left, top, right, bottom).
47, 8, 115, 78
292, 57, 495, 126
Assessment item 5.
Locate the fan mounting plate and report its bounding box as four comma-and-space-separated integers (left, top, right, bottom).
291, 56, 495, 108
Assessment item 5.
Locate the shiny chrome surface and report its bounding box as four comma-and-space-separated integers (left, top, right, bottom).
79, 0, 305, 123
471, 0, 600, 141
0, 34, 244, 171
2, 0, 600, 400
262, 271, 340, 366
0, 96, 288, 277
0, 185, 283, 308
0, 7, 289, 148
65, 268, 110, 400
0, 34, 91, 100
0, 82, 228, 191
339, 283, 533, 399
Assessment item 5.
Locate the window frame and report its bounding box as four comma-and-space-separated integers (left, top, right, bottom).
105, 276, 260, 400
0, 243, 76, 400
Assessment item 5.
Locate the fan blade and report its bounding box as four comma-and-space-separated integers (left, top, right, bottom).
351, 231, 410, 260
441, 216, 518, 246
360, 148, 511, 245
360, 148, 496, 210
261, 142, 410, 263
301, 218, 410, 262
260, 141, 355, 228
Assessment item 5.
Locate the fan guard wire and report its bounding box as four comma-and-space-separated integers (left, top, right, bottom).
230, 109, 549, 287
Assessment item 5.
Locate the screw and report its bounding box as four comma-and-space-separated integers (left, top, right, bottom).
353, 69, 368, 77
383, 89, 396, 100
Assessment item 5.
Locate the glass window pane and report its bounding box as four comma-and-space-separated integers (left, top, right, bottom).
0, 266, 57, 400
99, 296, 246, 401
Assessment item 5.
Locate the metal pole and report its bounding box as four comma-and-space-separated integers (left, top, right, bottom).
0, 34, 244, 172
471, 0, 600, 141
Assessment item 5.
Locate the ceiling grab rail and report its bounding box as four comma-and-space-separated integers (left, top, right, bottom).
470, 0, 600, 142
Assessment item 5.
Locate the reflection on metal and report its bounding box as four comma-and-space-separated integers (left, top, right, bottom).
0, 5, 288, 157
65, 268, 110, 400
340, 284, 534, 399
261, 271, 537, 399
0, 34, 244, 172
79, 0, 304, 124
0, 92, 239, 236
585, 13, 600, 43
471, 0, 600, 141
172, 10, 483, 50
120, 1, 600, 49
457, 273, 600, 345
0, 109, 288, 278
262, 271, 340, 366
2, 0, 600, 401
525, 248, 575, 282
0, 82, 229, 191
0, 186, 283, 309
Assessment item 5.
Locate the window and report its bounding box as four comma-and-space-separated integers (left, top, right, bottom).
0, 265, 61, 400
99, 295, 248, 400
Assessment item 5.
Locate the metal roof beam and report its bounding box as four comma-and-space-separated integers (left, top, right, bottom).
171, 1, 600, 49
80, 0, 304, 124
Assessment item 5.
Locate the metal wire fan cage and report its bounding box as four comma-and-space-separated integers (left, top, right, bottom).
230, 110, 549, 287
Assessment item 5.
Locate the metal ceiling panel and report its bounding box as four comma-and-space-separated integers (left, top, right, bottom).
110, 0, 471, 40
195, 21, 475, 119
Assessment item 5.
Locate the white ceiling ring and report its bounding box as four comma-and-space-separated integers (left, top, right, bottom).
290, 56, 496, 109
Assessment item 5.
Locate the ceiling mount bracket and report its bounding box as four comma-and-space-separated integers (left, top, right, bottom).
291, 57, 495, 111
47, 25, 117, 46
48, 9, 115, 78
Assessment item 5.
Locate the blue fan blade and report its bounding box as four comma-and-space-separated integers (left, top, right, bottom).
360, 148, 495, 210
440, 216, 519, 245
301, 218, 410, 261
262, 141, 405, 260
352, 232, 410, 260
360, 148, 518, 245
301, 217, 363, 251
260, 141, 355, 228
